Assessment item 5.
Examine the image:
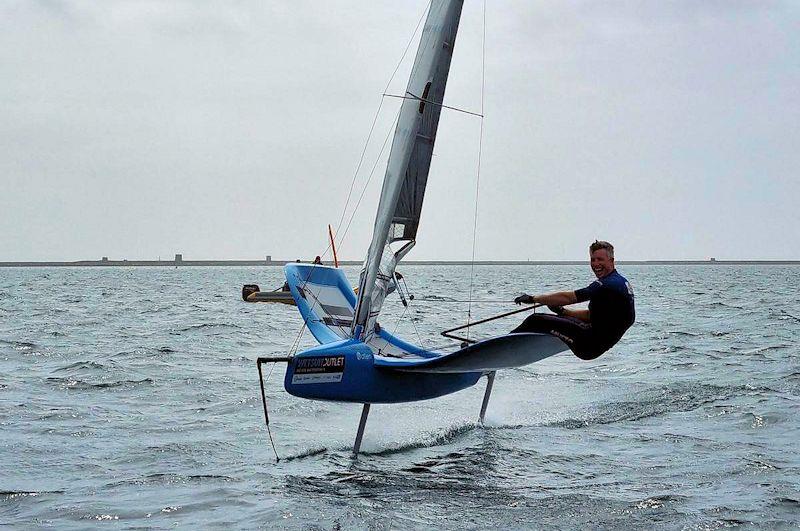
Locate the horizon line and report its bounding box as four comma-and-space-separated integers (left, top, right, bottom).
1, 258, 799, 267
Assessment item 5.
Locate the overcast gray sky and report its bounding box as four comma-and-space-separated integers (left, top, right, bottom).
2, 1, 798, 261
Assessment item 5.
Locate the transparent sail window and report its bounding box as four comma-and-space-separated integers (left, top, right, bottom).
418, 81, 432, 114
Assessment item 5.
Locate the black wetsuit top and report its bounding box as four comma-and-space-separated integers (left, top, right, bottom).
510, 269, 635, 360
574, 269, 635, 353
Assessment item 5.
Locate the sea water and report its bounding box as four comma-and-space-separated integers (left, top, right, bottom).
1, 265, 798, 529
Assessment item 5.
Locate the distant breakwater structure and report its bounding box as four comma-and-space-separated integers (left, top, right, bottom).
1, 255, 798, 268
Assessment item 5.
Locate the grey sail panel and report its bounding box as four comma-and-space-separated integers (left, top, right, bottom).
392, 2, 461, 241
353, 0, 464, 338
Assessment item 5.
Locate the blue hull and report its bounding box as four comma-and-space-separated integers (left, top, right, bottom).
284, 339, 482, 404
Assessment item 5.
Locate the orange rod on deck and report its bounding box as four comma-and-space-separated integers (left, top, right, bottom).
328, 224, 339, 268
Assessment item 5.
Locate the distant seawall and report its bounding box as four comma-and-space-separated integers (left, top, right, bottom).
1, 259, 798, 267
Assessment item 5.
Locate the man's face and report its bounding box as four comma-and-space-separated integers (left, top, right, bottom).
590, 249, 614, 278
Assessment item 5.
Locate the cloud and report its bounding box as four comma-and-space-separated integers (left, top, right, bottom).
1, 1, 797, 260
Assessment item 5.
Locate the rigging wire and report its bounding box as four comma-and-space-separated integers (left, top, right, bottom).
367, 1, 491, 343
292, 1, 488, 351
288, 319, 308, 358
260, 1, 478, 459
285, 2, 433, 349
466, 0, 488, 341
408, 309, 427, 351
335, 108, 401, 247
376, 304, 410, 355
381, 93, 484, 118
336, 0, 457, 256
396, 277, 429, 350
329, 0, 433, 258
410, 298, 511, 303
341, 1, 443, 335
286, 119, 391, 353
290, 106, 399, 353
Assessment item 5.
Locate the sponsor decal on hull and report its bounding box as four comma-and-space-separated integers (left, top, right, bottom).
291, 355, 346, 384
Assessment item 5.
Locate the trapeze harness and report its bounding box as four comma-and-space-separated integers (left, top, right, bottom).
511, 270, 635, 360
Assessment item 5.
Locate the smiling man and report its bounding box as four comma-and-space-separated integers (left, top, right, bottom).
511, 240, 635, 360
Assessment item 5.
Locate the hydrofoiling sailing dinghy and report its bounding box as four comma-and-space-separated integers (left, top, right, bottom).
256, 0, 570, 456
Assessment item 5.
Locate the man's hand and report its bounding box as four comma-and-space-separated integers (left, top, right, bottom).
547, 305, 565, 316
514, 293, 535, 305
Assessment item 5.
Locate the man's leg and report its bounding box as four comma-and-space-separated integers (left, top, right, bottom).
510, 313, 587, 335
510, 313, 601, 360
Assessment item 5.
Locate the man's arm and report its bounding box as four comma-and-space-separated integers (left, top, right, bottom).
515, 290, 591, 322
537, 291, 591, 322
531, 290, 577, 307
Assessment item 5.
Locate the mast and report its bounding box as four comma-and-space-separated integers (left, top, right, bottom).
352, 0, 464, 339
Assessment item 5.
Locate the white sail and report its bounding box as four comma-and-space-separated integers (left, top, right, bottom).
353, 0, 464, 339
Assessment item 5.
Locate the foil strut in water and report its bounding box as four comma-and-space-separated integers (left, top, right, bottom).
257, 356, 291, 462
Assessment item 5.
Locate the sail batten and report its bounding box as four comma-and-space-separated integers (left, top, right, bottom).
353, 0, 464, 338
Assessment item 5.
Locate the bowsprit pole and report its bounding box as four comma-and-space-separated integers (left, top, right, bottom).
256, 356, 291, 462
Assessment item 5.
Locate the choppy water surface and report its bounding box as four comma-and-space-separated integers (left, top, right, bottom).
1, 265, 798, 529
